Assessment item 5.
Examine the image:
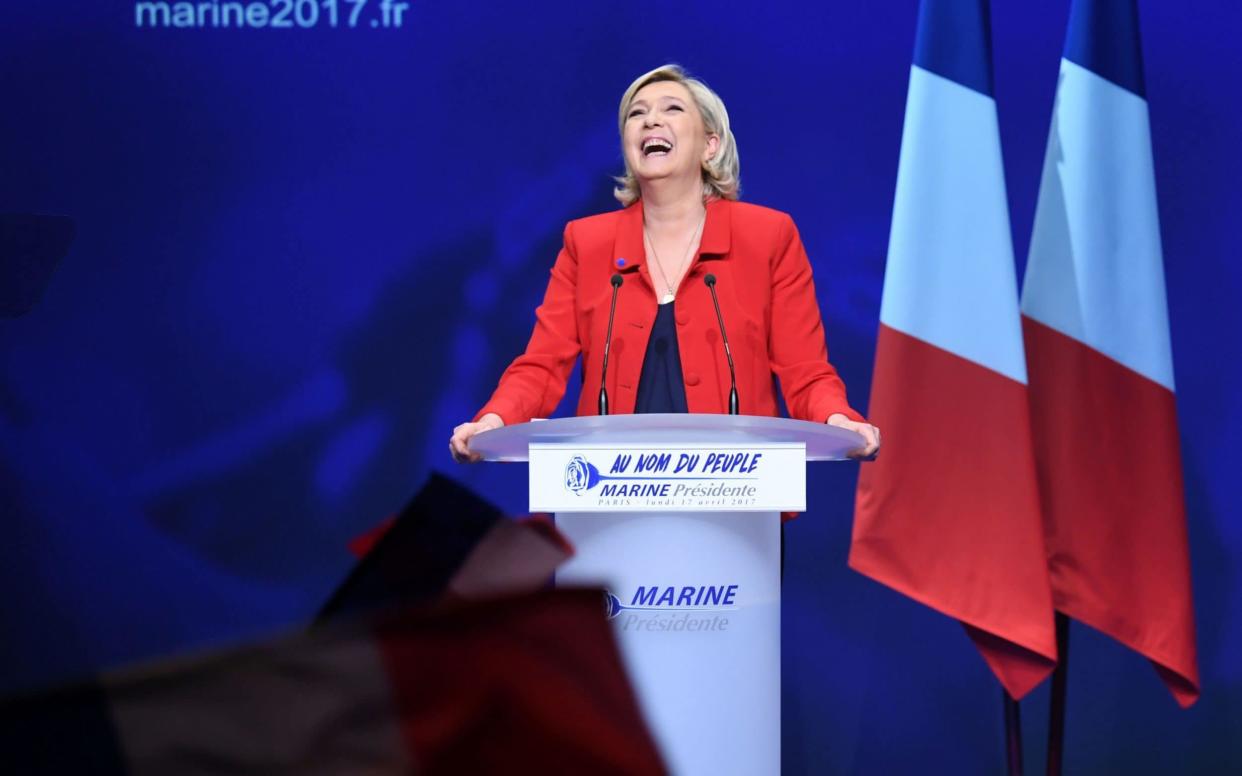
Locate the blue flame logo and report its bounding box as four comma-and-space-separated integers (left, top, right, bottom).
564, 455, 601, 495
604, 591, 624, 619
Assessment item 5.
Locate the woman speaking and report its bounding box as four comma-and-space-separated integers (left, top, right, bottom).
450, 64, 879, 462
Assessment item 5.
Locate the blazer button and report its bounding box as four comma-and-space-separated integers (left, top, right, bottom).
675, 312, 690, 326
685, 372, 701, 386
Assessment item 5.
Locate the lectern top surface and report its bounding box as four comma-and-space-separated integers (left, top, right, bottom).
468, 413, 862, 462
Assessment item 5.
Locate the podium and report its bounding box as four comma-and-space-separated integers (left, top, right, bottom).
470, 413, 861, 775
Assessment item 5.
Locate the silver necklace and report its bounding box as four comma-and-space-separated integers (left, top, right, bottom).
644, 210, 706, 304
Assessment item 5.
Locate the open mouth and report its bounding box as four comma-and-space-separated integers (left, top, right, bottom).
642, 137, 673, 156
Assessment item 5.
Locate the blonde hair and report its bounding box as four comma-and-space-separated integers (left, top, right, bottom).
613, 64, 740, 206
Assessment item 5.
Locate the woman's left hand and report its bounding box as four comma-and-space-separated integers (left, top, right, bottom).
827, 413, 881, 460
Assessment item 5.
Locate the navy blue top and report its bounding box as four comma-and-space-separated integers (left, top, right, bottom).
634, 300, 689, 414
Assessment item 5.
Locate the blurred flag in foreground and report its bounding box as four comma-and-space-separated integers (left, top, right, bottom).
853, 0, 1057, 699
1, 589, 665, 775
0, 476, 663, 774
1020, 0, 1199, 706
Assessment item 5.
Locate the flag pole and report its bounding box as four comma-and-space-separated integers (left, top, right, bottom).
1045, 612, 1070, 775
1003, 690, 1023, 776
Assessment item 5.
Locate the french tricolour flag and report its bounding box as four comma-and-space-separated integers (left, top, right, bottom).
853, 0, 1057, 699
1020, 0, 1199, 706
1, 591, 667, 775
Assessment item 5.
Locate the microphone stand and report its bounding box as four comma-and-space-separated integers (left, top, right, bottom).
598, 273, 623, 415
703, 273, 739, 415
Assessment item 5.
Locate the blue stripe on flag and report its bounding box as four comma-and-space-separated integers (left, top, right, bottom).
912, 0, 994, 97
1063, 0, 1146, 97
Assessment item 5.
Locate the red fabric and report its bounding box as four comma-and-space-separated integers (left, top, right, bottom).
377, 590, 666, 774
853, 325, 1057, 699
475, 198, 862, 426
1023, 318, 1199, 707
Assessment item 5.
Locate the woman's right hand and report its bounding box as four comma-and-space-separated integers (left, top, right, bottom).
449, 413, 504, 463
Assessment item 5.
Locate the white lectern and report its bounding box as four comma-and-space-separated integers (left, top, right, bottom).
470, 413, 860, 776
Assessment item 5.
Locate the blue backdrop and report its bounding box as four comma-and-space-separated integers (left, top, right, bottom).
2, 1, 1239, 772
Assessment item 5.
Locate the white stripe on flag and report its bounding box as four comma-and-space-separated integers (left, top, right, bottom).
881, 65, 1027, 385
1021, 58, 1174, 391
106, 638, 411, 775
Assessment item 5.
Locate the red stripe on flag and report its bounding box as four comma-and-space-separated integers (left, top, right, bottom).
853, 324, 1057, 699
1023, 317, 1199, 707
376, 590, 666, 774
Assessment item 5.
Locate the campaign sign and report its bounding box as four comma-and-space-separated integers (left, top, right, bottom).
528, 443, 806, 513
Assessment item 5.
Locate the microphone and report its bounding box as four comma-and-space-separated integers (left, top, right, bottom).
703, 273, 739, 415
599, 273, 624, 415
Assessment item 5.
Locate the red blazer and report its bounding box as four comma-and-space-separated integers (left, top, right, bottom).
475, 197, 863, 425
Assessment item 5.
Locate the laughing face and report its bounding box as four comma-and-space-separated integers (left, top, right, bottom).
623, 80, 720, 190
